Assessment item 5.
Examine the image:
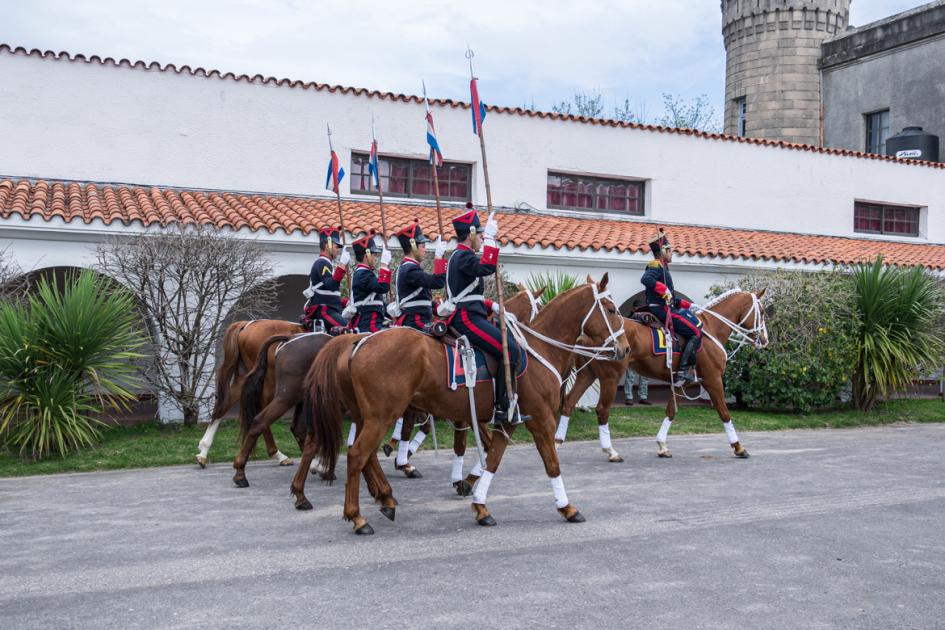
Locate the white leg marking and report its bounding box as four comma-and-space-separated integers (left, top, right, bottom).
472, 470, 494, 505
271, 451, 289, 463
598, 423, 612, 450
346, 423, 357, 447
197, 419, 221, 458
549, 475, 569, 509
408, 430, 427, 454
555, 415, 570, 442
724, 420, 739, 445
396, 439, 410, 466
451, 454, 465, 482
310, 457, 321, 472
470, 461, 484, 478
657, 417, 672, 443
391, 416, 404, 441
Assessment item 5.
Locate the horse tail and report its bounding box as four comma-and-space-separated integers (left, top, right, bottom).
213, 321, 248, 419
304, 338, 348, 483
238, 334, 290, 442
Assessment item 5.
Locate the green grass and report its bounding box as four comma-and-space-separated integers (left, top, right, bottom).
0, 399, 942, 477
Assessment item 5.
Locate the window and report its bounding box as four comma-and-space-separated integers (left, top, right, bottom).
736, 97, 747, 137
865, 110, 890, 154
350, 152, 471, 202
547, 172, 644, 215
854, 201, 919, 237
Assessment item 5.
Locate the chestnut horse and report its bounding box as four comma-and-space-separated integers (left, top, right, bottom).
232, 287, 545, 489
196, 319, 305, 467
303, 275, 629, 534
558, 289, 770, 459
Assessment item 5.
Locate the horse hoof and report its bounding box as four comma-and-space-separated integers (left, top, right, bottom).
233, 477, 249, 488
319, 471, 337, 482
278, 458, 295, 467
295, 498, 313, 511
735, 449, 750, 459
477, 515, 497, 527
567, 511, 586, 523
657, 451, 672, 458
196, 455, 207, 468
383, 444, 393, 458
380, 506, 396, 521
355, 523, 375, 535
453, 480, 473, 497
406, 467, 423, 479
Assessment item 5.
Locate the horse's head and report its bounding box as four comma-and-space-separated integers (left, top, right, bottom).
577, 273, 630, 361
754, 288, 772, 348
699, 288, 770, 352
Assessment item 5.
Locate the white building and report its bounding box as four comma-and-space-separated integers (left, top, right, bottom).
2, 45, 945, 419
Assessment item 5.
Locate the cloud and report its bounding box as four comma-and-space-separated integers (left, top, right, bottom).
0, 0, 923, 119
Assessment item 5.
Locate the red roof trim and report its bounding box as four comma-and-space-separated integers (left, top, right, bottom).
2, 43, 943, 170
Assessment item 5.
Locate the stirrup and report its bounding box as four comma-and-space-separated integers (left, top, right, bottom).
673, 369, 698, 388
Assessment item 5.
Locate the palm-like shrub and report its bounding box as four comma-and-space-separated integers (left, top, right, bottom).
0, 270, 143, 458
526, 271, 578, 305
851, 257, 944, 411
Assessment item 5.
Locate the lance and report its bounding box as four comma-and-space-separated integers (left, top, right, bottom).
371, 115, 390, 241
422, 81, 446, 239
466, 48, 514, 412
327, 124, 350, 296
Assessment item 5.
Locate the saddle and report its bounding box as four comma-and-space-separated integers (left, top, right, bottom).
630, 311, 662, 328
444, 343, 528, 390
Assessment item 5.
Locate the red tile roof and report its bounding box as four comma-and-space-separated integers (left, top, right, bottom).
3, 179, 945, 270
3, 44, 943, 170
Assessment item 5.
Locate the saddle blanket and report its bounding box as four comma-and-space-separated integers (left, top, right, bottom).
651, 328, 703, 357
444, 344, 528, 389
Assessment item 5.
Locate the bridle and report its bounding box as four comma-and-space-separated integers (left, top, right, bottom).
694, 292, 769, 360
506, 283, 627, 384
523, 287, 541, 322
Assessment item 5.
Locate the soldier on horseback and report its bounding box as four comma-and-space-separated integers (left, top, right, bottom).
389, 221, 447, 330
440, 204, 529, 425
302, 226, 350, 332
349, 231, 392, 333
641, 228, 702, 387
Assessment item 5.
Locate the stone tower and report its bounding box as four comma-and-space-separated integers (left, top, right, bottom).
722, 0, 851, 145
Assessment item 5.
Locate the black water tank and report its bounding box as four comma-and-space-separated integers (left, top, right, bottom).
886, 127, 940, 162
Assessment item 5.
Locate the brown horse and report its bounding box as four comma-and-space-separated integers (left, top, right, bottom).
558, 289, 770, 459
232, 287, 545, 489
196, 319, 306, 467
303, 275, 629, 534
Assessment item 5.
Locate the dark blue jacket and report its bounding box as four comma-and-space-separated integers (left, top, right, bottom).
352, 265, 389, 315
447, 245, 494, 318
307, 255, 343, 309
396, 257, 445, 317
641, 260, 674, 307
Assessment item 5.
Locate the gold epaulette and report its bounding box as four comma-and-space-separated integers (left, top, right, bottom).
647, 260, 662, 268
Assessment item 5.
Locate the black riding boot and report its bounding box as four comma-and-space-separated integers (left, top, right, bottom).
673, 338, 700, 387
491, 359, 530, 426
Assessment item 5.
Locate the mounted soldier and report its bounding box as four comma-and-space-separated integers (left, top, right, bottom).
388, 221, 447, 331
302, 226, 350, 332
640, 227, 702, 386
348, 231, 392, 333
439, 203, 529, 425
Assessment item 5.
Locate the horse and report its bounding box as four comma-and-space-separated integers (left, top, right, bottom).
195, 319, 306, 467
558, 289, 770, 460
303, 275, 629, 535
232, 287, 546, 489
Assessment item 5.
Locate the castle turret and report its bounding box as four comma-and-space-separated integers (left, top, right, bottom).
722, 0, 851, 145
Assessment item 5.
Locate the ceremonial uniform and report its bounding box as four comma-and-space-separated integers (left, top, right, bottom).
350, 232, 391, 334
392, 222, 446, 331
641, 229, 701, 384
303, 227, 348, 331
443, 206, 527, 424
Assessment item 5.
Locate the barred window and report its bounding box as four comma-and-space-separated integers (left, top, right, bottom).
547, 172, 644, 215
854, 201, 919, 237
350, 152, 470, 202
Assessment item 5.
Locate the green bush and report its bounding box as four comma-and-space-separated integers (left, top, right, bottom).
525, 270, 578, 305
851, 257, 944, 411
709, 270, 859, 413
0, 270, 144, 458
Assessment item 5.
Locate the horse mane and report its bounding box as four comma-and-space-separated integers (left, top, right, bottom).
694, 288, 742, 312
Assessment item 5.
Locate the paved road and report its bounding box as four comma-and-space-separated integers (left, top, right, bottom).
1, 424, 944, 629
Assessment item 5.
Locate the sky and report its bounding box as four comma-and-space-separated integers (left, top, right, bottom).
0, 0, 923, 121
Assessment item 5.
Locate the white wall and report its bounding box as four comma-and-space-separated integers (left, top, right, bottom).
3, 50, 945, 244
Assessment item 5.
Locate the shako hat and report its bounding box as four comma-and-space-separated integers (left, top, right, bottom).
396, 220, 430, 252
352, 230, 381, 257
318, 226, 342, 248
452, 202, 481, 239
649, 227, 670, 257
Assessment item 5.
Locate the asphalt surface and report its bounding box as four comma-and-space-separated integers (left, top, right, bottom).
2, 424, 944, 630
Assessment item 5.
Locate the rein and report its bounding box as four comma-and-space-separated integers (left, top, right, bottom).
693, 292, 768, 360
506, 285, 626, 385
